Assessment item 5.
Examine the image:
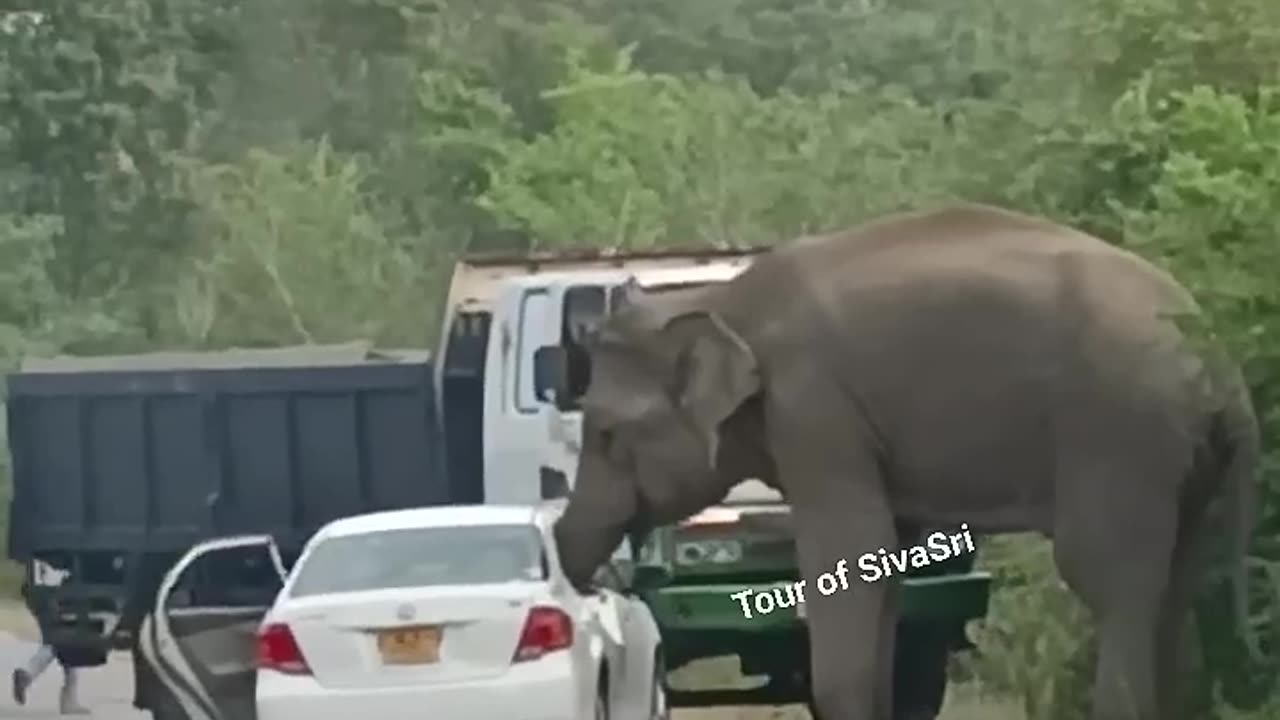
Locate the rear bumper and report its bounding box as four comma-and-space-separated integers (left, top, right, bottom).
643, 571, 994, 633
256, 652, 578, 720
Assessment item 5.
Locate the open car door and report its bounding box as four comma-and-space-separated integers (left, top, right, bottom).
139, 535, 286, 720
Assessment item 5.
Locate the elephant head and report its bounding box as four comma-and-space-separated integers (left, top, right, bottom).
552, 280, 763, 591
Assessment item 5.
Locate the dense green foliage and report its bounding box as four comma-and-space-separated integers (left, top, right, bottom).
4, 0, 1280, 716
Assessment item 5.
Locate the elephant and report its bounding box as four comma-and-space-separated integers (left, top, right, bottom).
550, 203, 1260, 720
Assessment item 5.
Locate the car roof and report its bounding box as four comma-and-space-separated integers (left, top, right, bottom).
314, 504, 557, 539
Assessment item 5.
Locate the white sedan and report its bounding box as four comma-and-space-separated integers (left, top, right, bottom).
139, 502, 669, 720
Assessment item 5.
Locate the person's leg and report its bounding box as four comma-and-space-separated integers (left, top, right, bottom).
59, 663, 88, 715
12, 644, 55, 705
25, 644, 55, 678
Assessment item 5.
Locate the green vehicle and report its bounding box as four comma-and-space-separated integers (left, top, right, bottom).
632, 484, 990, 716
439, 247, 993, 718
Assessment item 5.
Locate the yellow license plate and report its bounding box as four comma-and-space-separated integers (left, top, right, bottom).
376, 626, 441, 665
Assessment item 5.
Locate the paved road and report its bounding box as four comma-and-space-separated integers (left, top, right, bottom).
0, 630, 797, 720
0, 628, 999, 720
0, 633, 141, 719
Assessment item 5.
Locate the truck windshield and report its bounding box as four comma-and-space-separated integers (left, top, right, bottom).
288, 524, 547, 597
559, 280, 715, 410
560, 285, 608, 410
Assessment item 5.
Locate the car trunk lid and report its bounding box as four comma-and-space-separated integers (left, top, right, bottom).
275, 583, 549, 689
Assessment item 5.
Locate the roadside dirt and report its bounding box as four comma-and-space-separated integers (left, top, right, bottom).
0, 602, 36, 640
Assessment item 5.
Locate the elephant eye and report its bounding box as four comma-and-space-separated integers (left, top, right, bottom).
596, 428, 631, 467
597, 429, 615, 451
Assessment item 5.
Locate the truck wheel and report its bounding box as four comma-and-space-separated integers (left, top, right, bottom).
891, 631, 951, 720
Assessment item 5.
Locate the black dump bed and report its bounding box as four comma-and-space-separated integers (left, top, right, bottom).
5, 343, 451, 559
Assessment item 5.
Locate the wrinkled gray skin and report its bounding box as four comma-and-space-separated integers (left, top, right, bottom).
551, 204, 1259, 720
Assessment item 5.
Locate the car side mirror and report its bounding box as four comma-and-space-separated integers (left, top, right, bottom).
533, 345, 569, 404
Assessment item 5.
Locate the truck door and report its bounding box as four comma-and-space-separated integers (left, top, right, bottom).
139, 535, 286, 720
483, 284, 563, 503
489, 276, 631, 503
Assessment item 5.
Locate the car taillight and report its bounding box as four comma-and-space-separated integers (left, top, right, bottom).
256, 622, 311, 675
512, 606, 573, 663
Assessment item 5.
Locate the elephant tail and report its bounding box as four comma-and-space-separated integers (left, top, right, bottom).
1218, 377, 1261, 662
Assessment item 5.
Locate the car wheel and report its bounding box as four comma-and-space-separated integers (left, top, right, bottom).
649, 651, 670, 720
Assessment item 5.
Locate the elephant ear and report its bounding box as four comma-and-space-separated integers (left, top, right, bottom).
662, 311, 760, 468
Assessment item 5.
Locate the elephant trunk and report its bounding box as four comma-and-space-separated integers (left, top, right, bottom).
552, 513, 628, 594
552, 454, 641, 593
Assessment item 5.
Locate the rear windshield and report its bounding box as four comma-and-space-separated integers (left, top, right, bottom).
288, 523, 547, 598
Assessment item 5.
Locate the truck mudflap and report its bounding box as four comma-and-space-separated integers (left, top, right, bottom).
644, 571, 993, 633
138, 535, 286, 720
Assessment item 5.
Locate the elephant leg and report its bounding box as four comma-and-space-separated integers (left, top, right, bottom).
1054, 481, 1172, 717
773, 439, 896, 718
874, 579, 900, 719
1050, 387, 1194, 720
768, 365, 907, 720
794, 513, 896, 720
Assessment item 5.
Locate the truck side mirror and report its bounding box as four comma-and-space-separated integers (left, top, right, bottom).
533, 345, 569, 404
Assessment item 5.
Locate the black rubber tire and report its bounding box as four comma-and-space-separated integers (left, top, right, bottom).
891, 633, 951, 720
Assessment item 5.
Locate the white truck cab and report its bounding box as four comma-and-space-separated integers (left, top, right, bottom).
434, 248, 762, 507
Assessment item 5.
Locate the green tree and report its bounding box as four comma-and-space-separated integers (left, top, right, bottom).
177, 139, 439, 347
